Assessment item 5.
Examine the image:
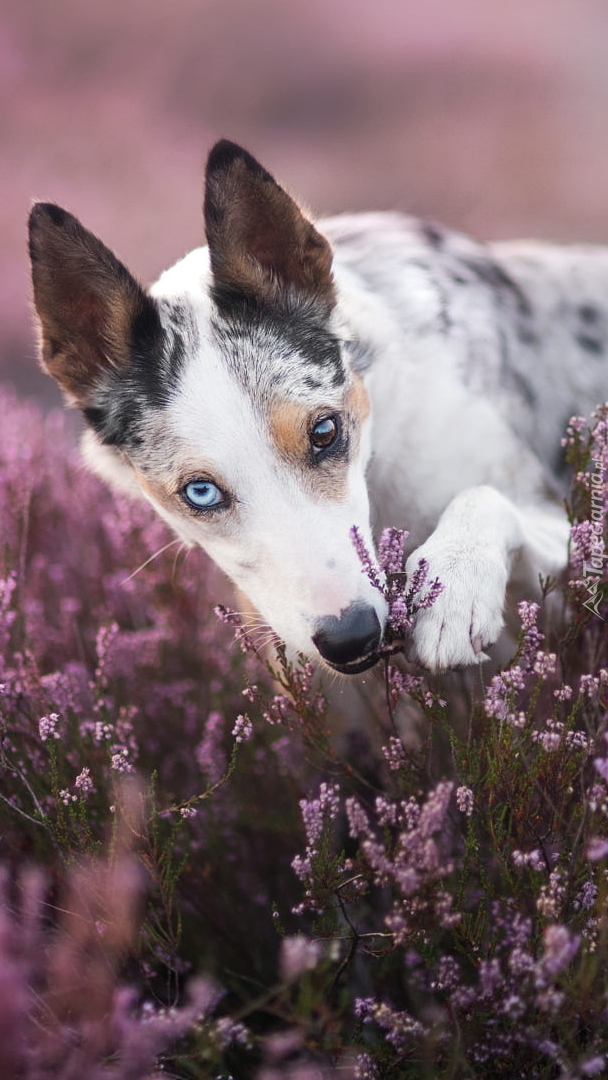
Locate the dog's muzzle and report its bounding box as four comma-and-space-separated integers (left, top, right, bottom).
312, 602, 382, 674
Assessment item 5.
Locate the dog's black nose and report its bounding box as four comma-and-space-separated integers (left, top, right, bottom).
312, 603, 382, 674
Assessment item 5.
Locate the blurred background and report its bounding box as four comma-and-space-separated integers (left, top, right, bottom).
4, 0, 608, 405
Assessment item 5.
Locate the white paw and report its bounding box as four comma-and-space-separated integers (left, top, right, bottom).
405, 541, 508, 672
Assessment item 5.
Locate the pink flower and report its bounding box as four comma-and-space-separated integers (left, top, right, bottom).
74, 767, 94, 795
38, 713, 60, 741
280, 935, 323, 982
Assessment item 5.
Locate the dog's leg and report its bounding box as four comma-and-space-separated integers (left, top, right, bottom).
405, 486, 569, 671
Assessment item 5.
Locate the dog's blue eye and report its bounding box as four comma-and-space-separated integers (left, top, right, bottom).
182, 479, 224, 510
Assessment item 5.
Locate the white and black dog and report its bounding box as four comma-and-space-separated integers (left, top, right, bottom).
28, 140, 607, 674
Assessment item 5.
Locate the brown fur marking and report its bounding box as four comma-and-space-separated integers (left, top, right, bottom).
268, 400, 311, 463
135, 471, 176, 513
348, 375, 371, 427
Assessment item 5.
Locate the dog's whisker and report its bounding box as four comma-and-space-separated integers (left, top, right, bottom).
229, 612, 276, 635
120, 538, 183, 586
230, 611, 266, 626
171, 542, 192, 581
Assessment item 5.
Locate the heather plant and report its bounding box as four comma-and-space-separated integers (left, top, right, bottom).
0, 385, 607, 1079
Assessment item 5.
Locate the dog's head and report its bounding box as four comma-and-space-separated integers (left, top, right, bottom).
28, 140, 387, 673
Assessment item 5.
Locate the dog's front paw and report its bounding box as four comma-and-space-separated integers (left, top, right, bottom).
405, 542, 508, 671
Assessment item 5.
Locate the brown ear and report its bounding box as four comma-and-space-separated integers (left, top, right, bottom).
28, 203, 160, 408
204, 140, 335, 315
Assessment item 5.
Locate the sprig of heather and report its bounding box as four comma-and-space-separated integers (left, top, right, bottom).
216, 608, 335, 761
350, 524, 443, 646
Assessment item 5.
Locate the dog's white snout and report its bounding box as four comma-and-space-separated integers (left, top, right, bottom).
312, 602, 382, 674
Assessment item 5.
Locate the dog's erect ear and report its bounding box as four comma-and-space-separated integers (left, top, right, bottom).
28, 203, 161, 408
204, 140, 335, 314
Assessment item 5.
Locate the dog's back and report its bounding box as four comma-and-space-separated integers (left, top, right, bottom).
327, 211, 608, 480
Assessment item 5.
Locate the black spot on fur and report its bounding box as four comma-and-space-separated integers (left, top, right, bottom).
517, 323, 540, 347
82, 406, 109, 437
303, 374, 325, 390
574, 303, 607, 357
509, 366, 538, 409
575, 332, 605, 355
212, 290, 346, 391
459, 255, 533, 318
84, 394, 146, 449
83, 300, 189, 448
449, 270, 469, 287
578, 303, 602, 324
420, 221, 446, 250
127, 300, 169, 409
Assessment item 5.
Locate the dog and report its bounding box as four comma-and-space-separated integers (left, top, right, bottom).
28, 139, 608, 675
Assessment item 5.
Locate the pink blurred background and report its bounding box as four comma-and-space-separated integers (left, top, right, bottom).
4, 0, 608, 405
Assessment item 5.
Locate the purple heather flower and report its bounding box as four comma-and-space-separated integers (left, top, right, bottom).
232, 713, 253, 743
587, 837, 608, 861
570, 520, 604, 579
292, 783, 343, 908
345, 796, 371, 839
515, 600, 545, 669
280, 935, 323, 982
417, 780, 453, 839
350, 527, 443, 642
363, 1000, 426, 1053
554, 684, 573, 701
374, 795, 399, 827
214, 604, 259, 654
353, 1052, 379, 1080
594, 754, 608, 783
536, 871, 566, 920
518, 599, 541, 630
581, 672, 608, 702
535, 924, 580, 986
381, 736, 407, 771
533, 651, 557, 678
349, 525, 384, 592
574, 880, 598, 912
196, 710, 228, 786
433, 955, 461, 992
512, 849, 545, 871
377, 527, 408, 575
74, 767, 94, 796
213, 1015, 251, 1049
580, 1055, 607, 1076
561, 415, 588, 447
299, 783, 340, 848
478, 956, 503, 998
110, 748, 134, 773
386, 665, 424, 699
455, 785, 474, 817
483, 667, 526, 719
531, 719, 564, 752
38, 713, 60, 741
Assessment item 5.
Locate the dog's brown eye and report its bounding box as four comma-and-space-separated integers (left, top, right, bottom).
311, 415, 339, 451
